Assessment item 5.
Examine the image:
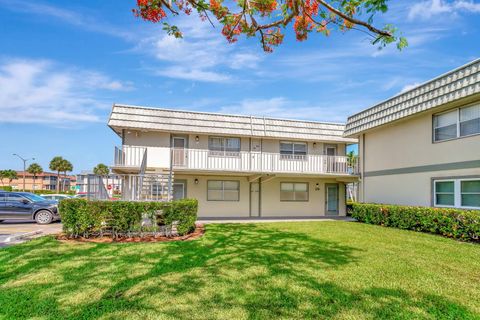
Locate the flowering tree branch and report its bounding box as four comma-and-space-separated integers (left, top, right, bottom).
133, 0, 407, 52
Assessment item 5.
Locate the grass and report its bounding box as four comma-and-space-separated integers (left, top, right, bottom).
0, 221, 479, 320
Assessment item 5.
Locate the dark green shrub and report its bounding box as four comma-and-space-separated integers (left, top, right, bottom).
59, 199, 198, 238
0, 186, 13, 191
351, 203, 480, 242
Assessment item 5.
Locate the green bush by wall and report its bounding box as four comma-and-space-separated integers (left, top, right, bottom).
58, 198, 198, 238
0, 186, 13, 191
351, 203, 480, 242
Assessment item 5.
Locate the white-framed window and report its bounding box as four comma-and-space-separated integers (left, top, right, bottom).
434, 178, 480, 209
280, 141, 307, 160
207, 180, 240, 201
433, 103, 480, 142
208, 137, 240, 156
280, 182, 309, 201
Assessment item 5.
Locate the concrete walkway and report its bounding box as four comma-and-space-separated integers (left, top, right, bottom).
198, 216, 355, 224
0, 221, 62, 247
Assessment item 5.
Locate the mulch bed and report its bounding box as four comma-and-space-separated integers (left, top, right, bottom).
56, 223, 205, 243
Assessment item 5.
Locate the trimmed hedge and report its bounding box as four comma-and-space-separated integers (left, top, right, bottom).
0, 186, 13, 191
58, 198, 198, 237
351, 203, 480, 242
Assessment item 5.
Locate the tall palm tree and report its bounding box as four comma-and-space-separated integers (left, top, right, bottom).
93, 163, 110, 176
27, 163, 43, 191
61, 159, 73, 192
49, 156, 64, 192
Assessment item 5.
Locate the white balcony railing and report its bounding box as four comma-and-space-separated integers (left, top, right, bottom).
172, 148, 359, 175
114, 146, 147, 168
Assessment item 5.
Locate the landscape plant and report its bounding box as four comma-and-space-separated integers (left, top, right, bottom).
351, 203, 480, 242
58, 198, 198, 238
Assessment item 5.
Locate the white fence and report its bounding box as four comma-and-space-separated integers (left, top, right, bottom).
173, 148, 358, 175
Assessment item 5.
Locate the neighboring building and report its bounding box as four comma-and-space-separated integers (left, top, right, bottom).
76, 170, 122, 198
345, 58, 480, 210
0, 171, 77, 192
108, 104, 359, 218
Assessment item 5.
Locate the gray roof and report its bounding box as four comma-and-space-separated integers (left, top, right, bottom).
108, 104, 357, 143
344, 58, 480, 137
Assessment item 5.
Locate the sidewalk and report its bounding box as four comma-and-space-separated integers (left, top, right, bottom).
0, 221, 62, 247
198, 216, 356, 224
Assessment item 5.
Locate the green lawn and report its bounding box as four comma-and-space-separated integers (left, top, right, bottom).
0, 222, 479, 320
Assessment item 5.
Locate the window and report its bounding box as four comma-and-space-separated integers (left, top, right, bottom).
433, 104, 480, 142
208, 137, 240, 156
7, 194, 27, 203
280, 142, 307, 159
434, 178, 480, 209
461, 180, 480, 208
207, 180, 240, 201
280, 182, 309, 201
434, 181, 455, 207
460, 104, 480, 137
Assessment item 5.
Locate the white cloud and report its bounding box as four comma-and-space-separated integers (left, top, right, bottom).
408, 0, 480, 20
217, 97, 373, 123
400, 82, 422, 93
0, 0, 137, 40
0, 58, 130, 124
137, 16, 262, 82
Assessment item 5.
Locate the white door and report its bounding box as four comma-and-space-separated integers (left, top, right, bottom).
172, 137, 186, 166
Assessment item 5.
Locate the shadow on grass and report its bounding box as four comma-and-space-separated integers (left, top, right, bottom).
0, 223, 477, 319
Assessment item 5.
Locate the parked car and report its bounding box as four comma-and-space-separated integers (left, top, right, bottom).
0, 191, 60, 224
40, 194, 73, 201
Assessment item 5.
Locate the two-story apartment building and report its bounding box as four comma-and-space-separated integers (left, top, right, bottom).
345, 58, 480, 210
108, 104, 359, 218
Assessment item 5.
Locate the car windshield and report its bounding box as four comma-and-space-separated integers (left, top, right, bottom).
23, 193, 48, 202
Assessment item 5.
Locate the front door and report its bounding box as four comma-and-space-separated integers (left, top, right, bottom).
172, 137, 186, 166
173, 181, 186, 200
325, 184, 339, 216
325, 145, 337, 172
250, 182, 260, 217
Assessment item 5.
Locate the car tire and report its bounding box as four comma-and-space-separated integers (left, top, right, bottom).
35, 210, 53, 225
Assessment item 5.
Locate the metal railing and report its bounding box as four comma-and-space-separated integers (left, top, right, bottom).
114, 146, 147, 168
172, 148, 359, 175
77, 174, 171, 202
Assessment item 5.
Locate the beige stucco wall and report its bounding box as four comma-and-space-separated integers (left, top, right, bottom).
261, 177, 346, 217
175, 174, 346, 218
363, 168, 480, 206
363, 106, 480, 172
359, 100, 480, 207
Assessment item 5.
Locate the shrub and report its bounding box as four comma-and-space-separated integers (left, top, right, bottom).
0, 186, 13, 191
351, 203, 480, 242
59, 199, 198, 238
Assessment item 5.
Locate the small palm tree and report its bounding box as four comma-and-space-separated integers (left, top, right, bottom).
3, 170, 18, 186
49, 156, 64, 192
27, 163, 43, 191
93, 163, 110, 176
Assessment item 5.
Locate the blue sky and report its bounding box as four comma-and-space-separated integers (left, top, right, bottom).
1, 0, 479, 173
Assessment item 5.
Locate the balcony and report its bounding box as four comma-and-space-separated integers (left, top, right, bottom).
113, 146, 147, 173
172, 148, 359, 176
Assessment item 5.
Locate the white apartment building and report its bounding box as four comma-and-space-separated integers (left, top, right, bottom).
108, 105, 359, 218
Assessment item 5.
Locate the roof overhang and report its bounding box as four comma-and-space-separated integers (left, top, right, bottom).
344, 58, 480, 137
108, 104, 358, 144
